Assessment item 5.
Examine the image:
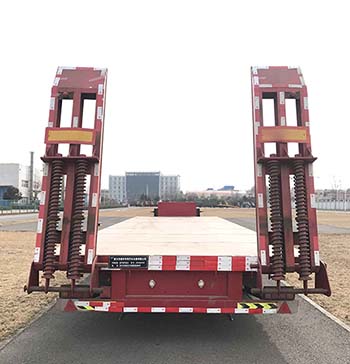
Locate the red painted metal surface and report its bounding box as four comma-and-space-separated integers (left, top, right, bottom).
157, 201, 198, 216
26, 66, 107, 294
251, 66, 330, 297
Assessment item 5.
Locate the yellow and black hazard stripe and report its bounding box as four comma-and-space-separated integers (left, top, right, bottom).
76, 305, 95, 311
237, 302, 278, 310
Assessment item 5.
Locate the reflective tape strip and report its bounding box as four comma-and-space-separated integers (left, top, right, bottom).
98, 84, 104, 95
87, 249, 94, 265
254, 96, 260, 109
33, 247, 40, 262
257, 163, 263, 177
260, 250, 267, 265
50, 97, 55, 110
207, 308, 221, 313
310, 193, 316, 208
94, 163, 99, 176
288, 84, 302, 88
73, 116, 79, 127
258, 193, 264, 208
217, 256, 232, 271
37, 218, 43, 233
279, 92, 285, 104
176, 255, 190, 270
91, 193, 98, 207
53, 77, 60, 86
259, 84, 273, 88
245, 256, 258, 271
314, 251, 320, 266
97, 106, 103, 120
72, 302, 281, 314
148, 255, 163, 270
40, 191, 46, 205
281, 116, 286, 126
304, 97, 309, 109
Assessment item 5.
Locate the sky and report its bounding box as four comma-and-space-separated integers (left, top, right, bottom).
1, 1, 349, 192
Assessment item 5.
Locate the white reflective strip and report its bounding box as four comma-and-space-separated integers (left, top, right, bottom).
252, 66, 258, 75
93, 163, 99, 176
91, 193, 98, 207
304, 97, 308, 110
43, 163, 48, 176
288, 84, 302, 88
279, 92, 285, 104
288, 66, 298, 70
255, 121, 260, 136
297, 67, 302, 74
58, 66, 76, 74
53, 77, 60, 86
33, 247, 40, 262
305, 121, 310, 127
73, 116, 79, 127
148, 255, 163, 270
151, 307, 166, 313
97, 106, 103, 120
257, 66, 269, 69
40, 191, 46, 205
98, 84, 104, 95
123, 307, 138, 313
261, 250, 267, 265
87, 249, 94, 264
207, 308, 221, 314
37, 218, 43, 233
253, 76, 259, 85
299, 76, 305, 85
76, 301, 90, 307
235, 308, 249, 314
259, 84, 273, 88
179, 307, 193, 313
48, 121, 54, 127
308, 164, 314, 177
176, 255, 190, 270
254, 96, 260, 109
95, 304, 110, 312
258, 193, 264, 208
263, 308, 277, 314
314, 251, 320, 266
281, 116, 286, 126
245, 256, 258, 271
257, 163, 263, 177
218, 256, 232, 271
50, 97, 55, 110
310, 193, 316, 208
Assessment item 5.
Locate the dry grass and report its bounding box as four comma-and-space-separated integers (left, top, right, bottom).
0, 207, 348, 342
316, 210, 350, 228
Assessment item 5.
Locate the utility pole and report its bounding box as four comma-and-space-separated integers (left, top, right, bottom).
29, 151, 34, 204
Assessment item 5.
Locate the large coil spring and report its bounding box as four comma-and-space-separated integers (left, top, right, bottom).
43, 160, 64, 282
293, 160, 312, 281
67, 160, 88, 282
267, 160, 285, 281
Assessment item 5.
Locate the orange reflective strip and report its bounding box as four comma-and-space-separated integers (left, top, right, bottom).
46, 129, 94, 144
260, 127, 308, 143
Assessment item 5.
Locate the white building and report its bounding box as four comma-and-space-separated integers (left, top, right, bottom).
160, 175, 180, 200
109, 175, 126, 203
0, 163, 41, 203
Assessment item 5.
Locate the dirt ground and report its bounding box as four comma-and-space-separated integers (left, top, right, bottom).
0, 207, 349, 342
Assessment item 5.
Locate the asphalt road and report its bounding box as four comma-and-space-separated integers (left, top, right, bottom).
0, 213, 349, 363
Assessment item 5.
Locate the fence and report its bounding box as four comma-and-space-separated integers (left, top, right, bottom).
0, 200, 39, 215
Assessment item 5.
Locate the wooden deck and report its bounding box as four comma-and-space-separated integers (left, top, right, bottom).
96, 216, 257, 256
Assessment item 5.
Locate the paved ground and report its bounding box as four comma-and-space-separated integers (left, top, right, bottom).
0, 213, 349, 364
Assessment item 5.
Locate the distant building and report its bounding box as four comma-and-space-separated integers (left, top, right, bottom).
0, 163, 41, 203
109, 175, 126, 203
160, 175, 180, 200
109, 172, 180, 203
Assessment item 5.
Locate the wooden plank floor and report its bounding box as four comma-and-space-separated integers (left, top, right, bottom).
96, 216, 257, 256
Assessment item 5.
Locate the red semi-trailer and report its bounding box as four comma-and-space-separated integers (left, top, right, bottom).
25, 66, 331, 317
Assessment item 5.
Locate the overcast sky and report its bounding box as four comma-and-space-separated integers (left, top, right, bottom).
1, 1, 349, 192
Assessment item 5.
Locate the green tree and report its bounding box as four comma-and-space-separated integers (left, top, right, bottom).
3, 186, 22, 201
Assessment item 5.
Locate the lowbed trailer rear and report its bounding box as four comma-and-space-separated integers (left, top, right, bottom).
25, 66, 331, 317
